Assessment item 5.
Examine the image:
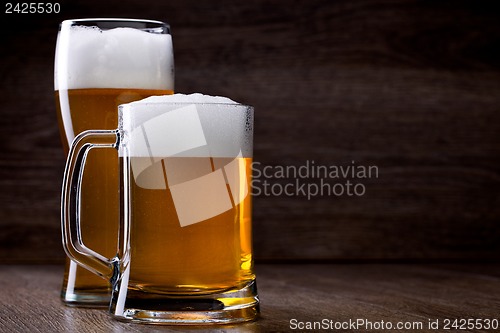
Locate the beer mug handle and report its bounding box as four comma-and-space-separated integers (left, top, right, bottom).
61, 129, 119, 280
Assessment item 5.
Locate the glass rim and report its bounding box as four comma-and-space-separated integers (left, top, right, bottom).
59, 18, 170, 33
118, 102, 254, 110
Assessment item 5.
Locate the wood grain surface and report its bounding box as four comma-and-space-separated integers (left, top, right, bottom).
0, 264, 499, 332
0, 0, 500, 262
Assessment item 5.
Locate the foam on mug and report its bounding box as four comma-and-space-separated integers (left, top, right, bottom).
54, 25, 174, 90
129, 93, 239, 105
120, 93, 253, 159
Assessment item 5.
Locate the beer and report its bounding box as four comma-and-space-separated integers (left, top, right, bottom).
126, 157, 254, 295
55, 88, 173, 299
61, 95, 259, 323
55, 19, 174, 305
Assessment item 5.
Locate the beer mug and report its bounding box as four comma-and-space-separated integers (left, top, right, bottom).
61, 95, 259, 324
54, 18, 174, 306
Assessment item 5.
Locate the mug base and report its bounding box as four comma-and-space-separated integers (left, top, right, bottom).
61, 289, 110, 308
110, 279, 259, 325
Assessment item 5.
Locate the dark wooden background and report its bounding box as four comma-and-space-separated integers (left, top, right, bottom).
1, 0, 499, 263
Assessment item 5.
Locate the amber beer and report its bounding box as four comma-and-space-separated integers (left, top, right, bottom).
55, 88, 173, 300
61, 96, 258, 323
55, 19, 174, 305
126, 157, 254, 294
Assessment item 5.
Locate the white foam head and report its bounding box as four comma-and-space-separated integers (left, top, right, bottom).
129, 93, 238, 105
119, 94, 253, 158
54, 24, 174, 90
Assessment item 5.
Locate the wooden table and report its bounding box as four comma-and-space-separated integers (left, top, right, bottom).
1, 264, 499, 332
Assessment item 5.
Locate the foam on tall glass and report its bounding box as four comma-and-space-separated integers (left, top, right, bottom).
54, 25, 174, 90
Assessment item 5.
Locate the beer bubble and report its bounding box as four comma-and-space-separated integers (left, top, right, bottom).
131, 93, 239, 105
55, 25, 174, 90
119, 93, 253, 160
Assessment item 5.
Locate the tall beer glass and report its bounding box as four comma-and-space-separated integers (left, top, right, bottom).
54, 18, 174, 306
61, 95, 259, 324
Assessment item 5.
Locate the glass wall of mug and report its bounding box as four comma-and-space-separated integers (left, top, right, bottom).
54, 18, 175, 306
61, 98, 259, 324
